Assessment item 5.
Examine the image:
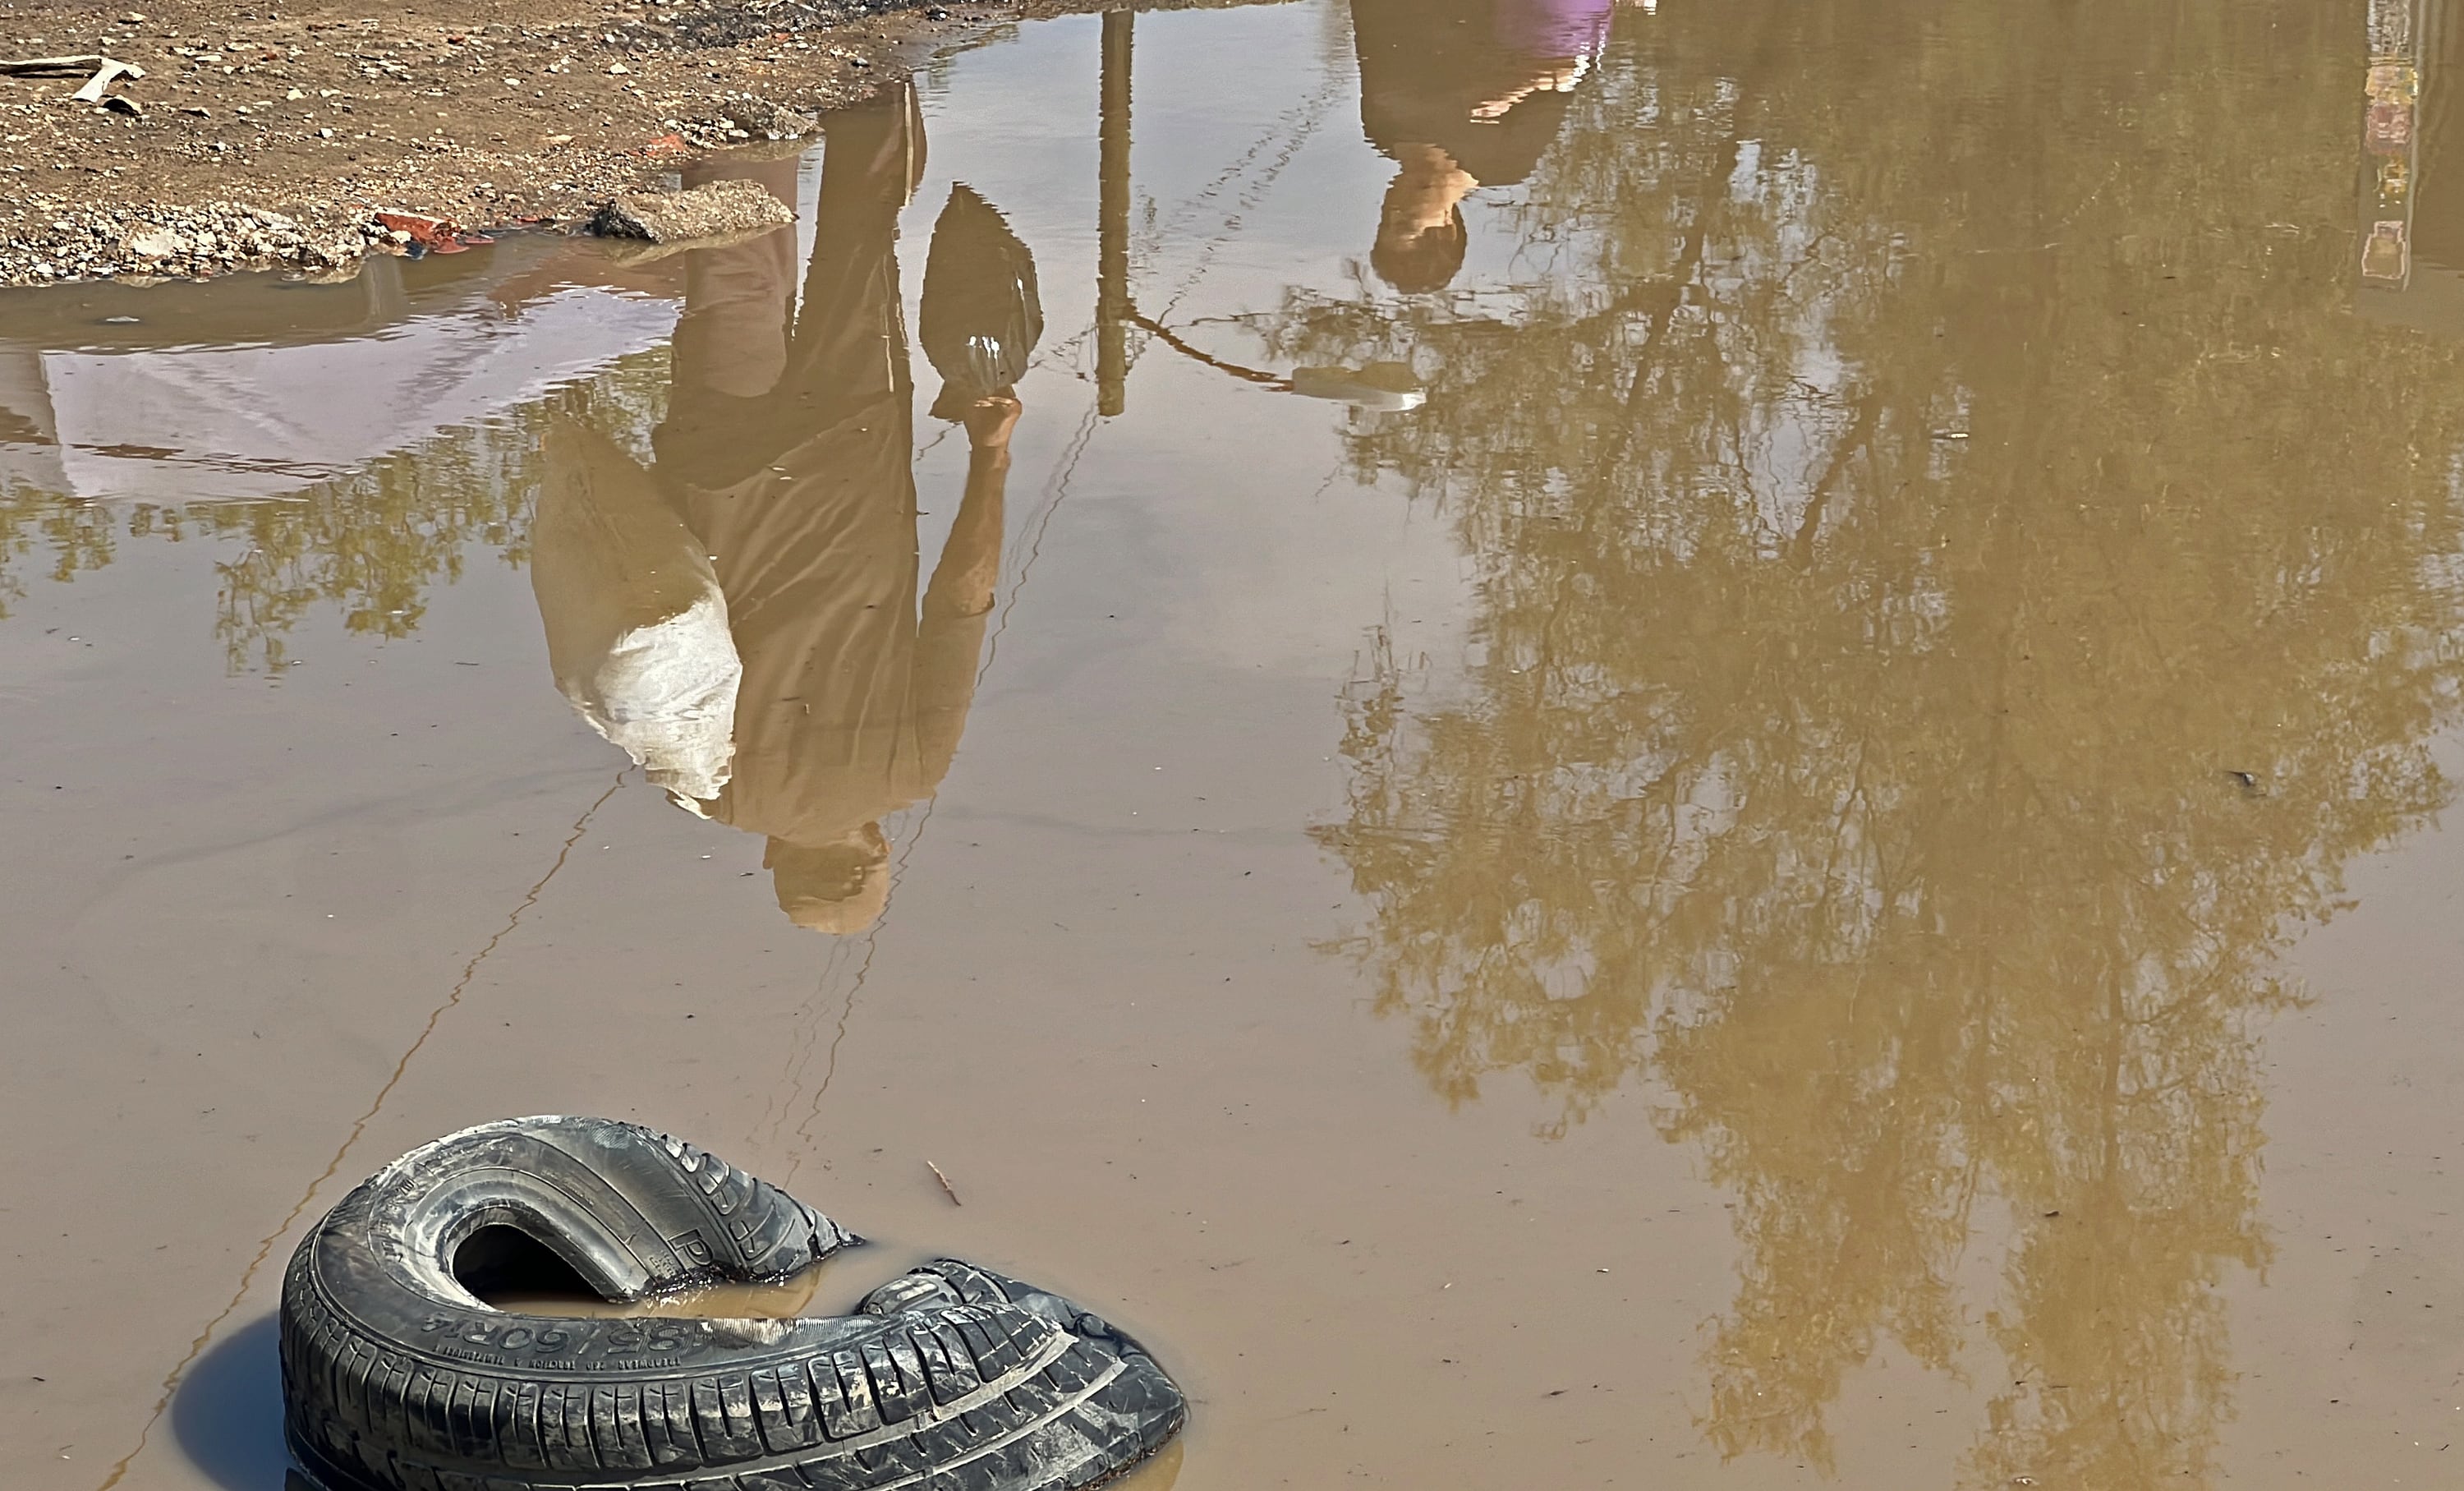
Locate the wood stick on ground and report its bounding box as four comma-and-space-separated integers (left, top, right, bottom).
0, 57, 149, 105
0, 55, 124, 75
925, 1160, 963, 1207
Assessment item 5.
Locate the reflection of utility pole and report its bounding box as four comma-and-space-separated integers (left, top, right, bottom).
1097, 7, 1133, 416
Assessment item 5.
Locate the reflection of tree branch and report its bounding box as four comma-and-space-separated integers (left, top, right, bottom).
1125, 306, 1289, 387
0, 351, 671, 674
1789, 385, 1882, 569
1289, 7, 2464, 1484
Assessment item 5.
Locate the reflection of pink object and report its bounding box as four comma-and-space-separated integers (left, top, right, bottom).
2368, 99, 2415, 149
1494, 0, 1615, 59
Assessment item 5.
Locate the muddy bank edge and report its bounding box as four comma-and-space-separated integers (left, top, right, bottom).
0, 0, 1287, 288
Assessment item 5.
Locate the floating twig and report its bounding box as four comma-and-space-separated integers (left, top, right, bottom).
925, 1159, 962, 1207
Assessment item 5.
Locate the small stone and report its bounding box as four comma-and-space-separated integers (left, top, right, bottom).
287, 88, 305, 99
720, 97, 816, 140
124, 225, 182, 257
590, 177, 794, 244
607, 62, 630, 76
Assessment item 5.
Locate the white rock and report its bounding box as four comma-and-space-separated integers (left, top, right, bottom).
124, 226, 182, 258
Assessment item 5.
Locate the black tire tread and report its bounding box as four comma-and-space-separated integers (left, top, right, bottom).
281, 1118, 1183, 1491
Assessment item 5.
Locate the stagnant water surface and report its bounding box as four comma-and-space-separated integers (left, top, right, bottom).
8, 0, 2464, 1485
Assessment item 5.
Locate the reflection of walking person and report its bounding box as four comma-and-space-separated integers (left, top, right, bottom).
1351, 0, 1614, 290
532, 78, 1039, 933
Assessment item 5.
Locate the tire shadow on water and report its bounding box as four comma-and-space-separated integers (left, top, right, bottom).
168, 1314, 292, 1491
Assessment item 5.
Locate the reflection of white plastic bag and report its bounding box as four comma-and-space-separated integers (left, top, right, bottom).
531, 417, 740, 804
571, 588, 742, 808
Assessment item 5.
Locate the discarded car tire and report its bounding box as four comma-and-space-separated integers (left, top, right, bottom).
280, 1116, 1188, 1491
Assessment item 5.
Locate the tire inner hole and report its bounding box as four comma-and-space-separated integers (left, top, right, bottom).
453, 1225, 598, 1305
448, 1224, 849, 1318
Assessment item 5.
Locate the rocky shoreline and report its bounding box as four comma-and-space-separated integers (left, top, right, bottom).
4, 195, 384, 283
0, 0, 996, 288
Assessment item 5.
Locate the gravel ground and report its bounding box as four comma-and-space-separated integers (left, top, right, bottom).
0, 0, 1026, 286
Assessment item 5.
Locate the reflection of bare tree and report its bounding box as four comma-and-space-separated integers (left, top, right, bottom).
0, 349, 668, 672
1298, 2, 2464, 1484
0, 481, 117, 616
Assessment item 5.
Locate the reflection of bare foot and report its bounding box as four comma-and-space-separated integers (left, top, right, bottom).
963, 391, 1023, 451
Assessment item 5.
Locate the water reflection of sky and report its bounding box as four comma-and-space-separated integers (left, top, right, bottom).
0, 284, 676, 503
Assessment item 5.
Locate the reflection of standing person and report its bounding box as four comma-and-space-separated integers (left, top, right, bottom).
1350, 0, 1615, 290
533, 79, 1025, 933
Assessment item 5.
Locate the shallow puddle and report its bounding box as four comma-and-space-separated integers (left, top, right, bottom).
7, 0, 2464, 1487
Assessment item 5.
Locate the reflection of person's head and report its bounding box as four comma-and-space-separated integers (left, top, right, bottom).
1372, 143, 1476, 292
1373, 200, 1469, 292
765, 823, 892, 934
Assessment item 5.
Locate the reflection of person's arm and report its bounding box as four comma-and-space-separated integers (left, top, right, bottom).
913, 443, 1010, 787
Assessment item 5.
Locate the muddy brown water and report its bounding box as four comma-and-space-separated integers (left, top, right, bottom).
7, 0, 2464, 1486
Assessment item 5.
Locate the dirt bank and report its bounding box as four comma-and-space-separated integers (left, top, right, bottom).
0, 0, 1012, 285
